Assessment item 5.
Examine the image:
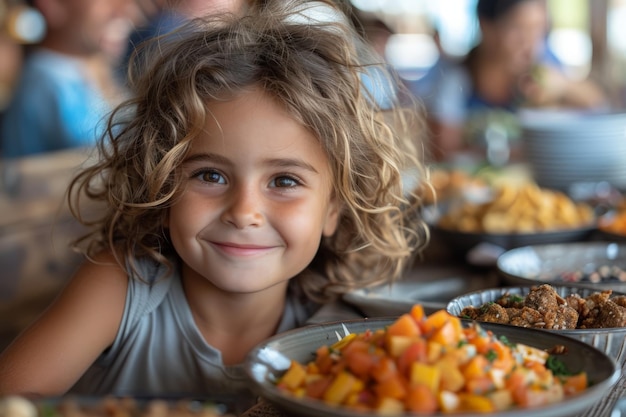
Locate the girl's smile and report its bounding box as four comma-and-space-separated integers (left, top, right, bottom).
167, 87, 340, 295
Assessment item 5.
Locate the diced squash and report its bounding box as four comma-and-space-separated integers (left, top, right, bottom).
437, 358, 465, 392
405, 384, 438, 414
280, 360, 307, 390
488, 389, 514, 411
561, 372, 588, 395
385, 335, 414, 358
323, 371, 358, 405
387, 314, 421, 337
376, 397, 405, 415
397, 340, 427, 376
374, 375, 408, 400
276, 306, 588, 414
410, 362, 440, 393
459, 393, 495, 412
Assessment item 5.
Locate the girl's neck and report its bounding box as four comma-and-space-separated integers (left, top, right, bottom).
181, 269, 289, 365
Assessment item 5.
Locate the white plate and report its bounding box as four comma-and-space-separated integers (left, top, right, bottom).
342, 271, 500, 316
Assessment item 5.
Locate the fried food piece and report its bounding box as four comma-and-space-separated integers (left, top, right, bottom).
436, 182, 594, 234
460, 285, 626, 330
578, 291, 626, 328
507, 306, 546, 328
460, 303, 509, 324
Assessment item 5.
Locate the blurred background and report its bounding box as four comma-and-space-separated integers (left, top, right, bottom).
0, 0, 625, 350
351, 0, 625, 108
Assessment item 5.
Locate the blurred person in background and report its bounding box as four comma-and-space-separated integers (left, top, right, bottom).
410, 0, 608, 163
0, 0, 131, 158
119, 0, 250, 83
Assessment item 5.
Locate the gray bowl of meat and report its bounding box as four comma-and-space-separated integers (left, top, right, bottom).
446, 284, 626, 364
496, 242, 626, 293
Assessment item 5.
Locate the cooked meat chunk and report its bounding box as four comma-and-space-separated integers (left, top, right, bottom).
494, 293, 525, 309
580, 299, 626, 328
612, 295, 626, 308
460, 306, 480, 320
524, 284, 560, 314
506, 307, 545, 328
564, 294, 585, 315
459, 284, 626, 330
461, 303, 508, 323
551, 304, 579, 329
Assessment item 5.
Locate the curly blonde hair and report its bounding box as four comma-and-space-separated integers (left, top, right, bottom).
69, 0, 430, 303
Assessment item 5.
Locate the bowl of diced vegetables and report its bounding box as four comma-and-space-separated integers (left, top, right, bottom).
245, 306, 619, 417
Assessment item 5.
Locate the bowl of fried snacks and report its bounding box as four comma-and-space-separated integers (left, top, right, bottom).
446, 283, 626, 363
425, 182, 596, 257
246, 305, 619, 417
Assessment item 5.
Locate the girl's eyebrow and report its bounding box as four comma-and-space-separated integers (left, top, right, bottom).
182, 152, 230, 165
182, 152, 319, 174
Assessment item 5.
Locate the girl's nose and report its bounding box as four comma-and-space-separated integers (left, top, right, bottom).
220, 185, 264, 229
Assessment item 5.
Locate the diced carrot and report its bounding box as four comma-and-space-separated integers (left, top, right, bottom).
374, 375, 408, 400
462, 355, 488, 380
491, 340, 515, 373
344, 349, 375, 379
397, 339, 427, 377
430, 319, 461, 347
371, 356, 398, 382
405, 384, 438, 414
410, 304, 425, 323
387, 313, 421, 337
305, 375, 333, 399
561, 372, 588, 395
315, 345, 334, 374
421, 309, 451, 334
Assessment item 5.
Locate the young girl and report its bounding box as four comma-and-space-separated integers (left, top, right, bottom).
0, 0, 428, 401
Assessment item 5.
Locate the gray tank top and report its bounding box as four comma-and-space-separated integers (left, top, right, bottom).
69, 257, 318, 401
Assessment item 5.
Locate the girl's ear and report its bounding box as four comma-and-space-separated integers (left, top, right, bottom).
322, 196, 341, 237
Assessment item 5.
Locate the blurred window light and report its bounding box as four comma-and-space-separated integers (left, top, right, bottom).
547, 28, 592, 78
608, 1, 626, 56
385, 33, 439, 71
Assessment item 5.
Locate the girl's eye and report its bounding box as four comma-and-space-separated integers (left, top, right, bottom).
271, 175, 300, 188
193, 169, 226, 184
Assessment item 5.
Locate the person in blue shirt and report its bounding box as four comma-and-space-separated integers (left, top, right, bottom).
0, 0, 129, 158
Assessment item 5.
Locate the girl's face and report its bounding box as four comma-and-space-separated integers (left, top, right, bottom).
168, 88, 340, 295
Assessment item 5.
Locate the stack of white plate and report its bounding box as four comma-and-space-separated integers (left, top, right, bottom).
519, 109, 626, 191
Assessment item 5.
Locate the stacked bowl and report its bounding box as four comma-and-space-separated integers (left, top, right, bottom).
519, 110, 626, 192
